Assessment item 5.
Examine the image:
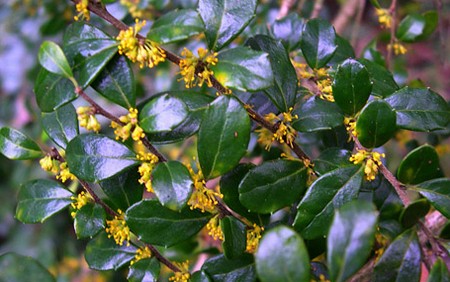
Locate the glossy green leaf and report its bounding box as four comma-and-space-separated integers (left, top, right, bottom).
373, 229, 421, 282
428, 258, 450, 282
397, 13, 427, 43
239, 159, 308, 214
74, 203, 106, 239
91, 55, 136, 109
410, 178, 450, 218
42, 103, 79, 148
314, 148, 353, 175
127, 258, 160, 282
210, 47, 273, 92
34, 69, 76, 112
361, 40, 386, 67
38, 41, 73, 79
0, 253, 55, 282
15, 179, 73, 223
198, 95, 250, 179
125, 200, 210, 247
66, 134, 139, 182
293, 165, 363, 239
85, 232, 137, 270
246, 35, 298, 112
201, 254, 256, 282
221, 216, 246, 259
198, 0, 257, 51
397, 145, 442, 185
328, 35, 355, 66
300, 18, 337, 69
0, 127, 42, 160
399, 198, 430, 228
327, 201, 378, 282
384, 87, 450, 132
292, 96, 344, 132
255, 226, 310, 282
272, 13, 305, 51
152, 161, 193, 211
191, 271, 212, 282
332, 58, 372, 116
147, 9, 204, 44
356, 100, 397, 148
359, 58, 398, 98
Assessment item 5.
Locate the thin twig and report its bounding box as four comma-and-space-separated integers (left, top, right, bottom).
379, 164, 410, 206
147, 245, 181, 272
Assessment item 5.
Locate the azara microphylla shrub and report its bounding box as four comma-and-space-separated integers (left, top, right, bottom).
1, 0, 450, 281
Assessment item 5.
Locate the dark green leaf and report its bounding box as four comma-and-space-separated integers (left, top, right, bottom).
91, 55, 136, 109
272, 13, 305, 51
300, 18, 337, 69
221, 216, 246, 259
16, 179, 73, 223
0, 253, 55, 282
211, 47, 273, 92
198, 0, 257, 51
358, 58, 398, 98
42, 103, 79, 148
397, 144, 442, 185
38, 41, 73, 79
420, 11, 438, 40
384, 87, 450, 132
439, 221, 450, 239
246, 35, 298, 112
66, 134, 139, 182
255, 226, 310, 282
239, 159, 308, 214
327, 201, 378, 282
327, 35, 355, 66
428, 258, 450, 282
399, 198, 430, 228
0, 127, 42, 160
332, 58, 372, 116
34, 69, 76, 112
191, 271, 212, 282
411, 178, 450, 218
356, 99, 397, 148
85, 232, 137, 270
127, 258, 160, 282
361, 40, 386, 67
126, 200, 210, 247
147, 9, 204, 44
314, 148, 353, 175
293, 165, 363, 239
292, 96, 344, 132
397, 14, 426, 43
202, 254, 256, 282
152, 161, 193, 211
198, 95, 250, 179
74, 203, 106, 239
373, 229, 421, 282
370, 0, 381, 8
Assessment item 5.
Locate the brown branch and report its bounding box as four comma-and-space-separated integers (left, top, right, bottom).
379, 164, 410, 206
147, 244, 180, 272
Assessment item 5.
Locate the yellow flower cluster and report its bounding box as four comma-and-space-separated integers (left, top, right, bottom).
70, 191, 91, 218
39, 155, 59, 174
246, 224, 264, 253
179, 47, 218, 89
74, 0, 90, 21
375, 8, 392, 29
57, 162, 76, 183
111, 108, 145, 143
77, 106, 101, 133
206, 215, 224, 241
291, 61, 314, 80
374, 232, 388, 262
136, 151, 159, 193
315, 68, 334, 102
169, 261, 190, 282
349, 149, 386, 181
186, 163, 223, 213
117, 20, 166, 69
388, 42, 407, 55
257, 107, 298, 150
130, 246, 152, 265
344, 116, 357, 140
106, 209, 131, 246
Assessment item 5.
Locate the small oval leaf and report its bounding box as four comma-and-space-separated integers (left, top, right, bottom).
397, 144, 442, 185
38, 41, 73, 78
221, 216, 246, 259
410, 178, 450, 218
0, 127, 42, 160
42, 103, 79, 148
74, 203, 106, 239
127, 258, 160, 282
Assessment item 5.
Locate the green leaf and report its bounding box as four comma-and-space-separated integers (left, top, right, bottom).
239, 159, 308, 214
300, 18, 337, 69
66, 134, 139, 182
361, 40, 386, 68
332, 58, 372, 116
428, 258, 450, 282
74, 203, 106, 239
34, 69, 76, 112
91, 55, 136, 109
246, 35, 298, 112
255, 226, 310, 282
0, 253, 55, 282
147, 9, 204, 44
292, 96, 344, 132
272, 13, 305, 51
38, 41, 73, 79
125, 200, 210, 247
15, 179, 73, 223
0, 127, 42, 160
420, 11, 438, 40
327, 201, 378, 282
198, 0, 257, 51
127, 258, 160, 282
439, 222, 450, 239
373, 229, 421, 282
410, 178, 450, 218
85, 232, 137, 270
328, 35, 355, 66
384, 87, 450, 132
397, 144, 442, 185
201, 254, 256, 282
152, 161, 193, 211
399, 198, 430, 228
314, 148, 353, 175
42, 103, 79, 148
198, 95, 250, 179
358, 58, 398, 98
221, 216, 246, 259
210, 47, 273, 92
191, 271, 212, 282
293, 165, 363, 239
356, 99, 397, 148
397, 13, 427, 43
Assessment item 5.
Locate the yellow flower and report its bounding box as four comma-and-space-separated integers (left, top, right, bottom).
260, 107, 298, 149
57, 162, 76, 183
39, 155, 59, 174
255, 127, 274, 151
178, 47, 218, 89
388, 42, 407, 55
106, 209, 131, 246
317, 78, 334, 102
206, 215, 224, 241
111, 108, 145, 142
77, 106, 101, 133
344, 117, 357, 140
292, 61, 314, 79
349, 149, 385, 181
70, 191, 91, 218
246, 224, 264, 253
130, 246, 152, 265
169, 261, 190, 282
74, 0, 90, 21
375, 8, 392, 29
120, 0, 148, 19
136, 151, 159, 193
